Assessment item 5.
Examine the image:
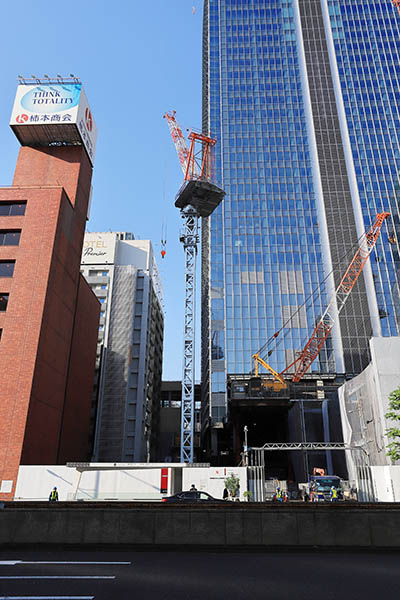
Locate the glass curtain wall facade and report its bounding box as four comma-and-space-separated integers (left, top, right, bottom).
202, 0, 400, 443
326, 0, 400, 333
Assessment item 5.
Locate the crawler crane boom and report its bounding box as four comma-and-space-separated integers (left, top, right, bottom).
254, 212, 390, 384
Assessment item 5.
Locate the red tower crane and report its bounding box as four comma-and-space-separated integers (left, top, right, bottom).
253, 212, 390, 384
164, 110, 224, 462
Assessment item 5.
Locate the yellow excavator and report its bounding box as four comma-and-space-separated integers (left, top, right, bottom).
252, 352, 287, 391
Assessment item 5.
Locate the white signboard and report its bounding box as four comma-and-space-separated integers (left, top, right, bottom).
10, 83, 97, 165
82, 233, 117, 265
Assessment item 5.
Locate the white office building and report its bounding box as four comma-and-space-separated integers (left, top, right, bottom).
81, 232, 164, 462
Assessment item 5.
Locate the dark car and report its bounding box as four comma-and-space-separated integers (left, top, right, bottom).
161, 490, 225, 503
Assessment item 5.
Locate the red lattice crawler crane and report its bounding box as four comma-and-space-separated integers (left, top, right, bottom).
253, 212, 390, 385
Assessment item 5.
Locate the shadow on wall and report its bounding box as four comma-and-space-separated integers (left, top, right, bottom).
46, 469, 74, 487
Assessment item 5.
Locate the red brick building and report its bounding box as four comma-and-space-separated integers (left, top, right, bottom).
0, 144, 100, 499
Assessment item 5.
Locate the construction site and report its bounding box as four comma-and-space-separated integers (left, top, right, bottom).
163, 104, 396, 498
2, 0, 400, 511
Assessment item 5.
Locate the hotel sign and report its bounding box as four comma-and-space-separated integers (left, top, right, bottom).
81, 233, 117, 265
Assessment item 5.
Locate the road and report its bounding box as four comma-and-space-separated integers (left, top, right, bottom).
0, 548, 399, 600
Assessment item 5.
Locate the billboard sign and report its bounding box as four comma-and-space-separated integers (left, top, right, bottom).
10, 83, 97, 165
81, 233, 117, 265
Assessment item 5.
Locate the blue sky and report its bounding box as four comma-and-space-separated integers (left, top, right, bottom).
0, 0, 204, 381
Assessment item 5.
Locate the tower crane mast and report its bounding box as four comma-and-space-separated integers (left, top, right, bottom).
164, 111, 224, 463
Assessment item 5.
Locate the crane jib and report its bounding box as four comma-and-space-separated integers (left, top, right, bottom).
253, 212, 390, 385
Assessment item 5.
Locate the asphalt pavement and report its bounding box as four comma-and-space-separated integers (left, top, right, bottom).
0, 548, 399, 600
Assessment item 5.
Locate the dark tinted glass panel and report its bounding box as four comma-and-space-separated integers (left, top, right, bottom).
0, 294, 9, 311
0, 262, 15, 277
0, 231, 21, 246
0, 329, 2, 341
0, 202, 26, 216
9, 203, 26, 216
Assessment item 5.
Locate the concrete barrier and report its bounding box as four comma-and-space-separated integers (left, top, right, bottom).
1, 502, 400, 548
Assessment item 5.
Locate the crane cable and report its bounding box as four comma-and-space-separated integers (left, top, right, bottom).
161, 170, 167, 259
256, 224, 382, 362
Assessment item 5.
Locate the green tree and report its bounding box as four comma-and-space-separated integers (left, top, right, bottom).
224, 473, 240, 497
385, 385, 400, 462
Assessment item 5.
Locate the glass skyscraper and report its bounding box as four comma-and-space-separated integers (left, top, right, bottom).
202, 0, 400, 456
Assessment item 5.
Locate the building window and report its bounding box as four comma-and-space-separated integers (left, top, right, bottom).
0, 294, 9, 311
0, 202, 26, 216
0, 261, 15, 277
0, 230, 21, 246
0, 329, 2, 341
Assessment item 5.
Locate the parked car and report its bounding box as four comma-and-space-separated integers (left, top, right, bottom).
161, 490, 225, 503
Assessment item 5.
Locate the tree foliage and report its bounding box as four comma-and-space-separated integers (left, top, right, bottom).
385, 385, 400, 462
224, 473, 240, 496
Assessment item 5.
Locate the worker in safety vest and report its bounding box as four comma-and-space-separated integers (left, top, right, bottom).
275, 487, 283, 502
330, 486, 338, 503
49, 486, 59, 501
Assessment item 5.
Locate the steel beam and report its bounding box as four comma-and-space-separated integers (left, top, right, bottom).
180, 205, 199, 463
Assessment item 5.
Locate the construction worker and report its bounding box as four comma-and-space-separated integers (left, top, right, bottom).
49, 486, 59, 502
275, 486, 283, 502
330, 486, 338, 503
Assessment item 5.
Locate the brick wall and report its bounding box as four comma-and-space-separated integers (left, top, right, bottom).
0, 145, 97, 499
58, 274, 100, 463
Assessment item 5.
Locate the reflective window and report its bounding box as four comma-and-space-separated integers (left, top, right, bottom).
0, 202, 26, 216
0, 230, 21, 246
328, 0, 400, 335
206, 0, 330, 393
0, 262, 15, 277
0, 293, 9, 311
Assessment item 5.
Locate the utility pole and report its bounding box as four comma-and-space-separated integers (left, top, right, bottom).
243, 425, 249, 466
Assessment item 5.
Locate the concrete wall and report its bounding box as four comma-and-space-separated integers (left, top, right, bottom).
14, 465, 172, 502
371, 466, 400, 502
1, 503, 400, 548
182, 467, 247, 501
14, 465, 248, 502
